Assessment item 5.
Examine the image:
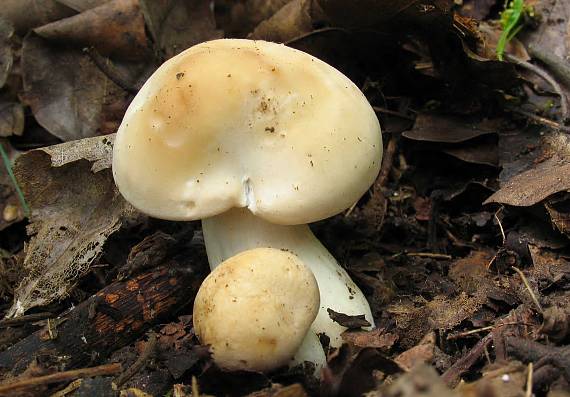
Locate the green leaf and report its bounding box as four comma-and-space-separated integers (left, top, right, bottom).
497, 0, 525, 61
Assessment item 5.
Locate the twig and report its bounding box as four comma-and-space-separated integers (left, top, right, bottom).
406, 252, 452, 260
83, 47, 139, 94
506, 107, 570, 132
448, 325, 495, 339
486, 253, 497, 270
494, 207, 506, 245
376, 135, 398, 189
0, 312, 53, 328
528, 45, 570, 89
113, 332, 157, 388
505, 53, 569, 121
447, 322, 536, 340
441, 333, 492, 386
512, 266, 544, 314
0, 363, 121, 395
525, 362, 533, 397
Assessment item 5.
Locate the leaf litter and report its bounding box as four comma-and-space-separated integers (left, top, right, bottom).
0, 0, 570, 395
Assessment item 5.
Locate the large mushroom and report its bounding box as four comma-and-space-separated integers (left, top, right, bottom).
112, 39, 382, 369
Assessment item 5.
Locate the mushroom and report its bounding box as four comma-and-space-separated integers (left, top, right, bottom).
112, 39, 382, 368
193, 247, 320, 372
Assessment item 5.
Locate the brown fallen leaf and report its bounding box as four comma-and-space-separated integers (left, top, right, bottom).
140, 0, 223, 60
327, 308, 371, 329
322, 345, 402, 397
245, 0, 292, 29
341, 328, 398, 350
249, 0, 314, 42
402, 114, 499, 144
21, 33, 130, 141
7, 135, 136, 316
545, 195, 570, 237
484, 155, 570, 207
442, 139, 499, 167
394, 332, 436, 372
1, 0, 76, 34
35, 0, 149, 61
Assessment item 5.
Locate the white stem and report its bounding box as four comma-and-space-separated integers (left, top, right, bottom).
201, 208, 374, 367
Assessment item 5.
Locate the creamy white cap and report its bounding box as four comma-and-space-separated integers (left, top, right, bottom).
113, 39, 382, 224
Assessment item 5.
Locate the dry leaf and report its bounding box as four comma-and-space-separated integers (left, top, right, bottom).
21, 33, 130, 141
403, 114, 499, 143
1, 0, 76, 34
545, 195, 570, 236
327, 308, 371, 329
249, 0, 314, 42
7, 135, 134, 316
342, 328, 398, 350
140, 0, 223, 59
245, 0, 292, 28
484, 155, 570, 207
35, 0, 149, 61
394, 332, 435, 371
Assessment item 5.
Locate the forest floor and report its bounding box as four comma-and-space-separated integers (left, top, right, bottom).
1, 0, 570, 396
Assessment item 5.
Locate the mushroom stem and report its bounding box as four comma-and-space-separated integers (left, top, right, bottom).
202, 207, 374, 366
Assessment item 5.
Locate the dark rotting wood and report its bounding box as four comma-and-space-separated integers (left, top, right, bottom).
0, 266, 203, 374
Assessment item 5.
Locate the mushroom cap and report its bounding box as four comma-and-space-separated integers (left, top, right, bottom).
112, 39, 382, 225
193, 247, 320, 372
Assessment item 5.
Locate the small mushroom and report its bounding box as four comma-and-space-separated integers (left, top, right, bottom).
112, 39, 382, 369
193, 247, 320, 372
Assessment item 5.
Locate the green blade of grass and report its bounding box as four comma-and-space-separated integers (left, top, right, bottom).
497, 0, 525, 61
0, 142, 30, 218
